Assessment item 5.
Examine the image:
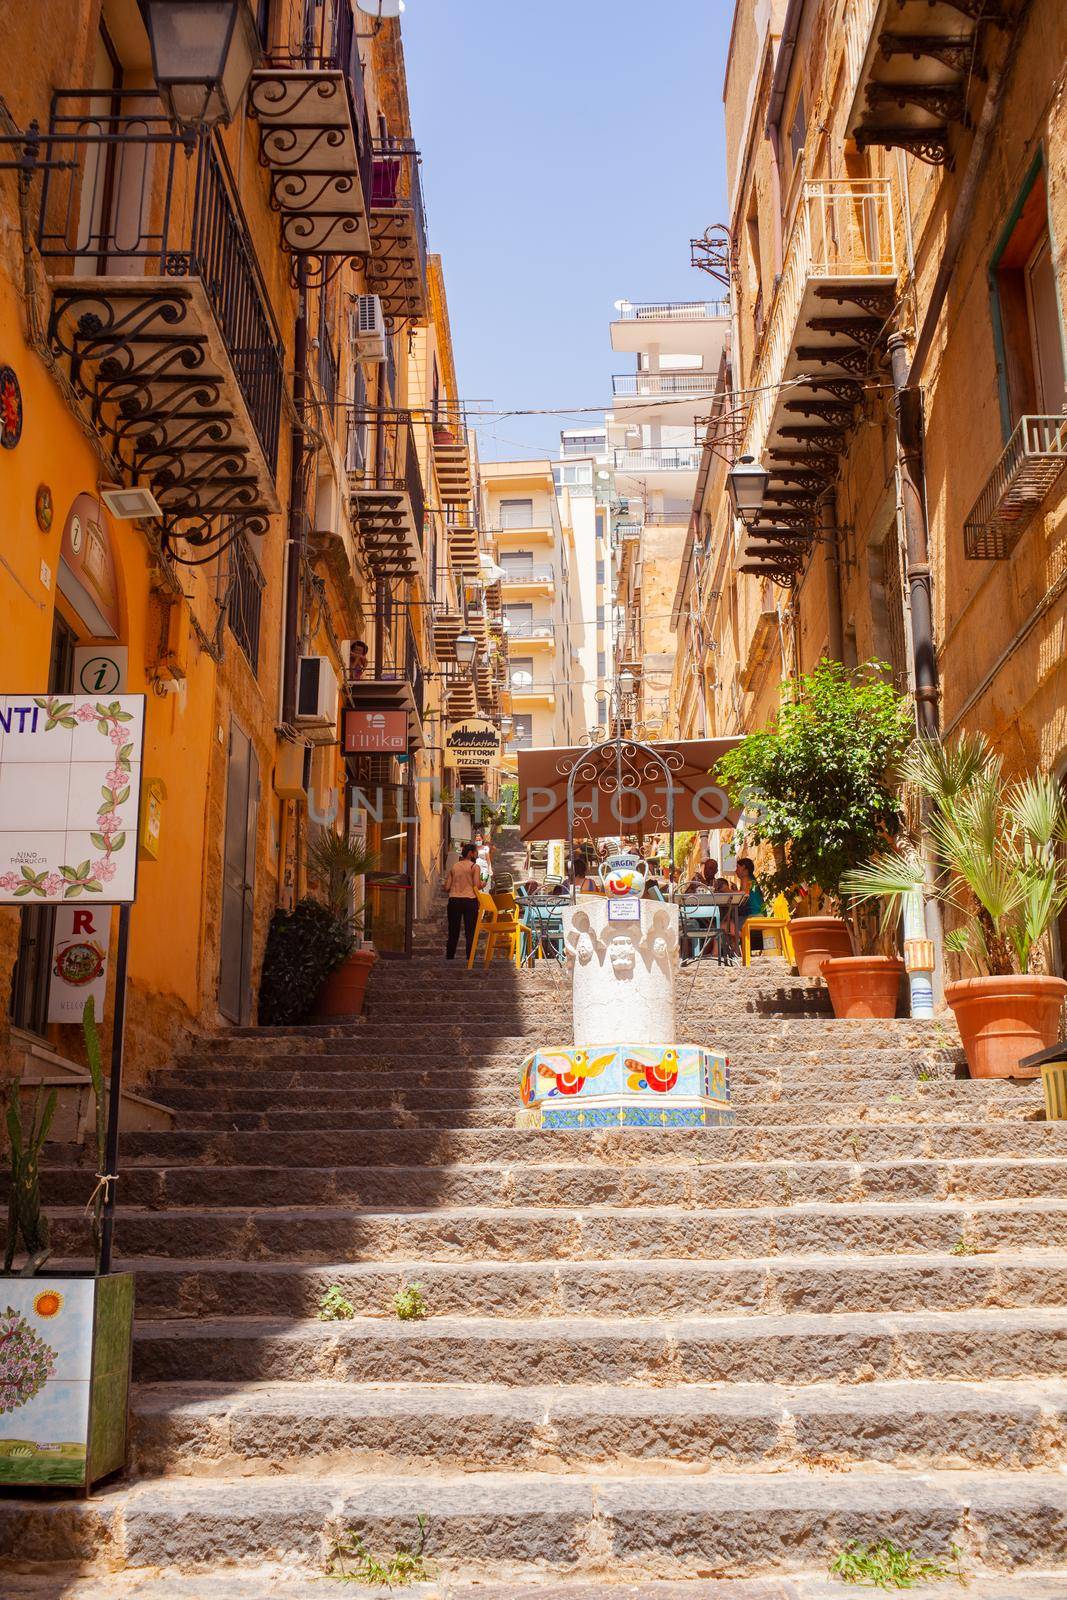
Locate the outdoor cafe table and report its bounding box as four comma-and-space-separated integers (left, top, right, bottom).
519, 894, 568, 963
678, 890, 746, 963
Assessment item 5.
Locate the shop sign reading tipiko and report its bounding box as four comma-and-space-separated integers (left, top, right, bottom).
344, 709, 408, 754
445, 718, 501, 766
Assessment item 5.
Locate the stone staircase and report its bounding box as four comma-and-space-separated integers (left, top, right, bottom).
3, 882, 1067, 1597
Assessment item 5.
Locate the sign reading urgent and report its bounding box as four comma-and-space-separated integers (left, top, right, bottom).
0, 694, 145, 905
344, 709, 408, 754
444, 718, 501, 766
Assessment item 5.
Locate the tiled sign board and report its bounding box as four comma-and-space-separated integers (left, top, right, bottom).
0, 1274, 134, 1488
0, 694, 145, 905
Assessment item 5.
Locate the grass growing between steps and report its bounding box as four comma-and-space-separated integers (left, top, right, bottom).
329, 1514, 431, 1586
393, 1281, 428, 1320
831, 1538, 967, 1589
318, 1286, 357, 1320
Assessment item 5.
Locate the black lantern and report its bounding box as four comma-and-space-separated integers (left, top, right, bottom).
454, 631, 477, 668
144, 0, 261, 130
726, 454, 770, 522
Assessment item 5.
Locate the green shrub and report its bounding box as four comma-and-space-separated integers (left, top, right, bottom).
258, 898, 353, 1026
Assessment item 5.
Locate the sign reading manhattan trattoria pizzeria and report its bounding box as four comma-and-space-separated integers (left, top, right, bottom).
445, 718, 502, 763
0, 694, 145, 905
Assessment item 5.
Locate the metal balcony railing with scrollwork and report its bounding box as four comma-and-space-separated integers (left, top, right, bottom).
964, 415, 1067, 560
347, 410, 426, 578
36, 95, 283, 553
369, 137, 429, 324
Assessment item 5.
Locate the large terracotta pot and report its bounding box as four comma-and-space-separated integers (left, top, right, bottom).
788, 915, 854, 977
945, 974, 1067, 1079
316, 948, 377, 1019
821, 955, 904, 1019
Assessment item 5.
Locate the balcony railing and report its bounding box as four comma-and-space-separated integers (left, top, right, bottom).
500, 564, 555, 584
369, 137, 429, 323
505, 621, 555, 641
964, 415, 1067, 560
613, 522, 643, 541
347, 411, 425, 576
226, 535, 265, 672
843, 0, 879, 107
740, 179, 896, 463
612, 373, 717, 398
615, 300, 730, 322
37, 97, 284, 547
613, 447, 702, 473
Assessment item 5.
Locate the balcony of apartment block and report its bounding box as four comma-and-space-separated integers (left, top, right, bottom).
843, 0, 997, 168
610, 370, 719, 426
35, 95, 283, 555
249, 0, 373, 256
345, 634, 426, 751
504, 619, 556, 649
431, 408, 472, 504
347, 410, 425, 579
447, 514, 482, 581
368, 137, 428, 325
612, 445, 702, 490
490, 518, 556, 547
610, 299, 730, 358
964, 415, 1067, 561
737, 179, 897, 579
509, 669, 555, 707
499, 563, 555, 596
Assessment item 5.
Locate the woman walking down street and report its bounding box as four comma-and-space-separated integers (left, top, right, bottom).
443, 843, 481, 961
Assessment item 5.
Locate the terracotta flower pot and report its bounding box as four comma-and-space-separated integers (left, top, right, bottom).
821, 955, 904, 1019
945, 974, 1067, 1079
788, 915, 854, 977
316, 948, 377, 1020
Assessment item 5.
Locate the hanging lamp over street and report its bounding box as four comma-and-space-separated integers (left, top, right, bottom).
144, 0, 260, 131
726, 454, 770, 521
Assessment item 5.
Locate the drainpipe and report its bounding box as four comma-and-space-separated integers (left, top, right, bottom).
821, 496, 844, 662
282, 258, 309, 726
887, 333, 939, 737
373, 364, 387, 676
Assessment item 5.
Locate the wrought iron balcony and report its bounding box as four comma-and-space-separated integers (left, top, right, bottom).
249, 0, 373, 256
737, 178, 896, 539
347, 411, 426, 578
432, 413, 472, 503
844, 0, 999, 168
964, 415, 1067, 561
448, 515, 482, 578
369, 138, 429, 325
37, 97, 283, 554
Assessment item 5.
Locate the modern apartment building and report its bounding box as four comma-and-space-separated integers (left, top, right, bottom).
0, 0, 503, 1085
481, 461, 579, 752
608, 299, 729, 734
554, 429, 614, 740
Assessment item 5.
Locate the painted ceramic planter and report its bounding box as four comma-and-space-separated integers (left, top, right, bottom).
0, 1272, 133, 1489
945, 975, 1067, 1080
316, 949, 377, 1019
516, 1043, 734, 1129
788, 915, 855, 977
821, 955, 904, 1019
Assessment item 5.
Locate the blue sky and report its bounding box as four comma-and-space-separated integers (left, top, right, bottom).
402, 0, 730, 460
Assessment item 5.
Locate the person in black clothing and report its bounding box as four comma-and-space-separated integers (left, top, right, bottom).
443, 843, 481, 960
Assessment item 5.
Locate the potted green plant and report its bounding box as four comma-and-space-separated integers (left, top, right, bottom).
843, 733, 1067, 1076
0, 998, 134, 1490
715, 659, 912, 979
258, 829, 378, 1025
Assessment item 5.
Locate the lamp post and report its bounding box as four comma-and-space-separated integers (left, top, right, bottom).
144, 0, 261, 132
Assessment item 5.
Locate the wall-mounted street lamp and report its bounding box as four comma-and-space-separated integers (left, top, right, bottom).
453, 631, 478, 668
618, 667, 636, 698
143, 0, 261, 132
726, 454, 770, 525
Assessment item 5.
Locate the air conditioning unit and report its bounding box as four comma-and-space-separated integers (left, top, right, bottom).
349, 295, 387, 362
295, 655, 340, 739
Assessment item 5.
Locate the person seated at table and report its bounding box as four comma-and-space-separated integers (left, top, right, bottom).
736, 857, 766, 952
714, 875, 732, 892
566, 854, 599, 893
686, 858, 719, 893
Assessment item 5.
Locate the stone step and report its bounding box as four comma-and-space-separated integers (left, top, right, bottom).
0, 1469, 1060, 1575
45, 1123, 1067, 1169
45, 1198, 1067, 1265
129, 1307, 1067, 1386
130, 1377, 1067, 1477
118, 1249, 1067, 1322
32, 1156, 1067, 1211
165, 1096, 1039, 1133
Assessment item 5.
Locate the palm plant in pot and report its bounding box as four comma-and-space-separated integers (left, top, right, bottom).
842, 734, 1067, 1077
258, 829, 377, 1025
714, 659, 912, 983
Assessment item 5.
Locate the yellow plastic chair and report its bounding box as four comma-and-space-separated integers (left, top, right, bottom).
468, 890, 524, 967
741, 892, 795, 966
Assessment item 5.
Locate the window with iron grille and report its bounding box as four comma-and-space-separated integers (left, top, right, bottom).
227, 536, 265, 673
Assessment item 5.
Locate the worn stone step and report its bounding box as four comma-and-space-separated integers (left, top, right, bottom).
130, 1377, 1067, 1476
0, 1469, 1061, 1575
46, 1199, 1067, 1264
130, 1308, 1067, 1386
98, 1249, 1067, 1322
32, 1156, 1067, 1212
47, 1122, 1067, 1170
